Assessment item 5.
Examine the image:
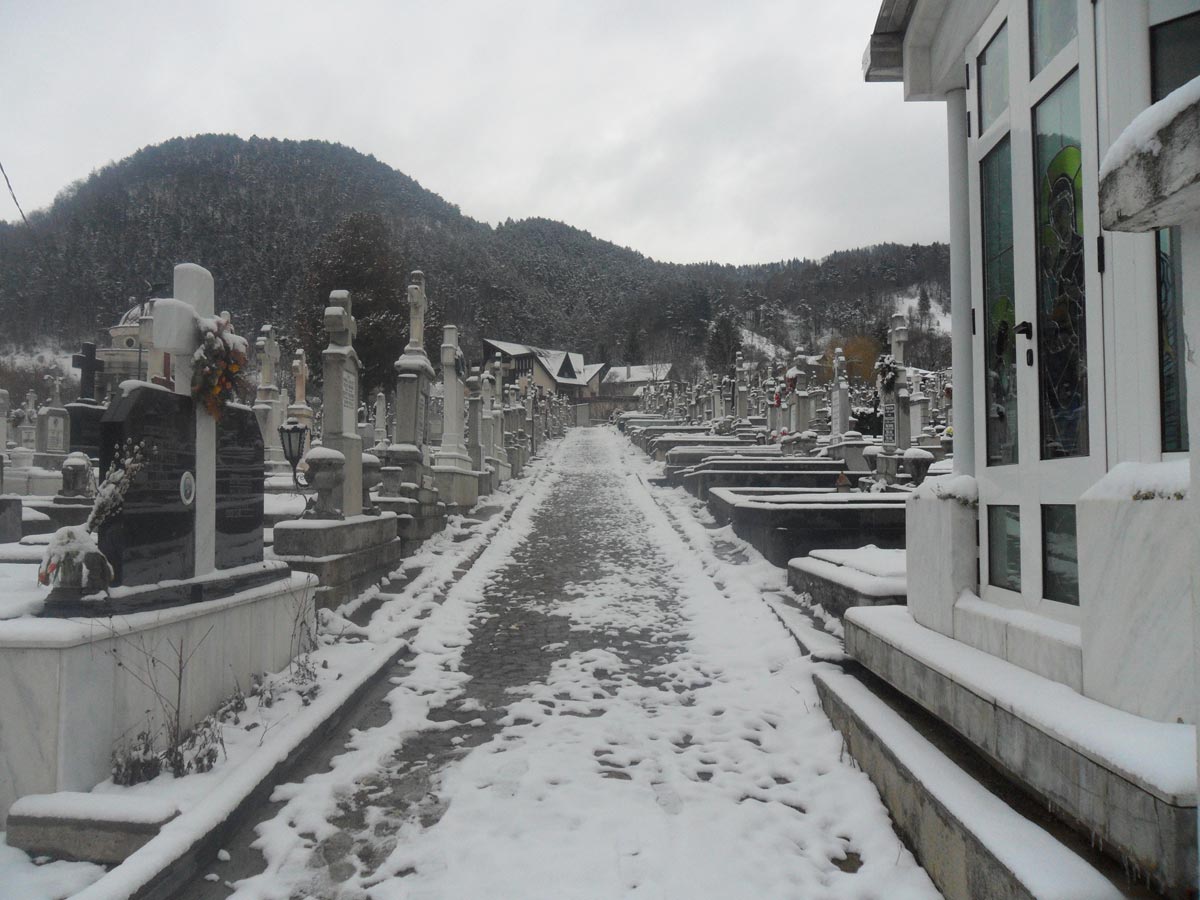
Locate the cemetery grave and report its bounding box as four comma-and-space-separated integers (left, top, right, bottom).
0, 259, 570, 895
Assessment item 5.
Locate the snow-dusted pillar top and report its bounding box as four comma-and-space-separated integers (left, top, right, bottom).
1100, 74, 1200, 231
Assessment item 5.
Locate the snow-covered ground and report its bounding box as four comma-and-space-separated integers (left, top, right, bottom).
739, 327, 789, 360
0, 450, 557, 900
209, 428, 935, 899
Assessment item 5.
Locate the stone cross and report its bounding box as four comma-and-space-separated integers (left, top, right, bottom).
151, 263, 219, 575
292, 350, 309, 406
256, 324, 280, 387
889, 313, 908, 366
45, 375, 64, 408
321, 290, 362, 516
373, 389, 387, 448
407, 270, 428, 350
72, 342, 105, 402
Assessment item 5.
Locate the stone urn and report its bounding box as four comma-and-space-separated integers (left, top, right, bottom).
59, 451, 92, 498
303, 447, 346, 519
902, 447, 935, 485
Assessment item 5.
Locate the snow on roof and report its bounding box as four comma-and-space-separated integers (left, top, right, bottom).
579, 363, 606, 384
484, 339, 590, 386
602, 364, 672, 384
485, 339, 534, 358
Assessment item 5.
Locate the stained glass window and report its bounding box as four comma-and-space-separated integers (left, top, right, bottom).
988, 505, 1021, 591
981, 137, 1019, 466
1029, 0, 1077, 76
1157, 228, 1188, 451
1041, 505, 1078, 604
979, 24, 1009, 133
1033, 70, 1088, 459
1151, 12, 1200, 453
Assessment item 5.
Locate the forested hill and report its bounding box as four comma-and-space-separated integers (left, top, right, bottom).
0, 134, 949, 392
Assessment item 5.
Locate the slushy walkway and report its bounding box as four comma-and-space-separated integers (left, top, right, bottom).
196, 428, 937, 899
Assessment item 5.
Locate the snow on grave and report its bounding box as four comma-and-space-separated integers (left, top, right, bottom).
272, 289, 405, 609
0, 263, 316, 851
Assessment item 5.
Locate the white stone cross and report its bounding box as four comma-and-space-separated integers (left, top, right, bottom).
257, 324, 280, 388
889, 313, 908, 365
152, 263, 218, 576
407, 271, 427, 350
292, 350, 309, 406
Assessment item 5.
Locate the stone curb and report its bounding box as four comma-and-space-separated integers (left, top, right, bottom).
97, 450, 553, 900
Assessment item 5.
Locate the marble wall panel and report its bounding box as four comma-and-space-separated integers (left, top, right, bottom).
1079, 491, 1193, 723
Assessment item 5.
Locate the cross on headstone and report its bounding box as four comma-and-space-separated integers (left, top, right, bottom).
292, 349, 309, 406
889, 313, 908, 365
72, 342, 105, 402
256, 324, 281, 387
152, 263, 219, 575
45, 375, 64, 408
321, 290, 362, 516
407, 271, 427, 351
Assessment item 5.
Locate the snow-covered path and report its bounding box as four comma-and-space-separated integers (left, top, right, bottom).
217, 428, 938, 899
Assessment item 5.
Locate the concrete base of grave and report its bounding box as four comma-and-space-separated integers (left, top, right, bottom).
787, 555, 905, 619
432, 464, 480, 513
489, 457, 512, 484
2, 467, 63, 496
273, 513, 403, 610
845, 606, 1197, 897
475, 468, 493, 498
0, 567, 316, 828
32, 452, 68, 472
0, 497, 21, 543
377, 486, 446, 547
684, 467, 859, 500
826, 436, 868, 471
8, 792, 178, 864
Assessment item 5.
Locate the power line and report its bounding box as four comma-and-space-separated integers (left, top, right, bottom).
0, 159, 30, 226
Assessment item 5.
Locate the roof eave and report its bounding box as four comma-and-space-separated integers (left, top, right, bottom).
863, 0, 915, 83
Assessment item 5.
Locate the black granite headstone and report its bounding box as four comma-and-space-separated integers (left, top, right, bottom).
67, 401, 106, 460
98, 386, 196, 587
216, 403, 264, 569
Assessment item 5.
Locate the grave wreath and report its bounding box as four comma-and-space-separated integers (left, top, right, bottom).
191, 315, 250, 420
874, 354, 900, 391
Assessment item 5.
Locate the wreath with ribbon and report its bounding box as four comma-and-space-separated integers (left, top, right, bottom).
192, 317, 249, 420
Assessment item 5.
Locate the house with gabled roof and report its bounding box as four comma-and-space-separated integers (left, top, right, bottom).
483, 339, 605, 399
600, 363, 677, 399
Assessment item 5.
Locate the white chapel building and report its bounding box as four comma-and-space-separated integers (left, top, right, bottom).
847, 1, 1200, 892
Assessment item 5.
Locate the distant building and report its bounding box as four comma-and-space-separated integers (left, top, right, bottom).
600, 363, 677, 399
95, 301, 167, 400
483, 339, 605, 399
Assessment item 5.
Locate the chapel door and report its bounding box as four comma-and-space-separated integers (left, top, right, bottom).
968, 0, 1107, 623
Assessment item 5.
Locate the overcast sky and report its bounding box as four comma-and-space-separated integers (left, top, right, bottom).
3, 1, 948, 265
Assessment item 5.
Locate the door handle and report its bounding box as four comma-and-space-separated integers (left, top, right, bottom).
1014, 321, 1033, 339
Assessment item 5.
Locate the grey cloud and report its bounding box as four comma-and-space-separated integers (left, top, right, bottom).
2, 1, 948, 264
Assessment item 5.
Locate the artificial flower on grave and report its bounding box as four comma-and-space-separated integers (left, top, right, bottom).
191, 314, 250, 420
874, 354, 900, 392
